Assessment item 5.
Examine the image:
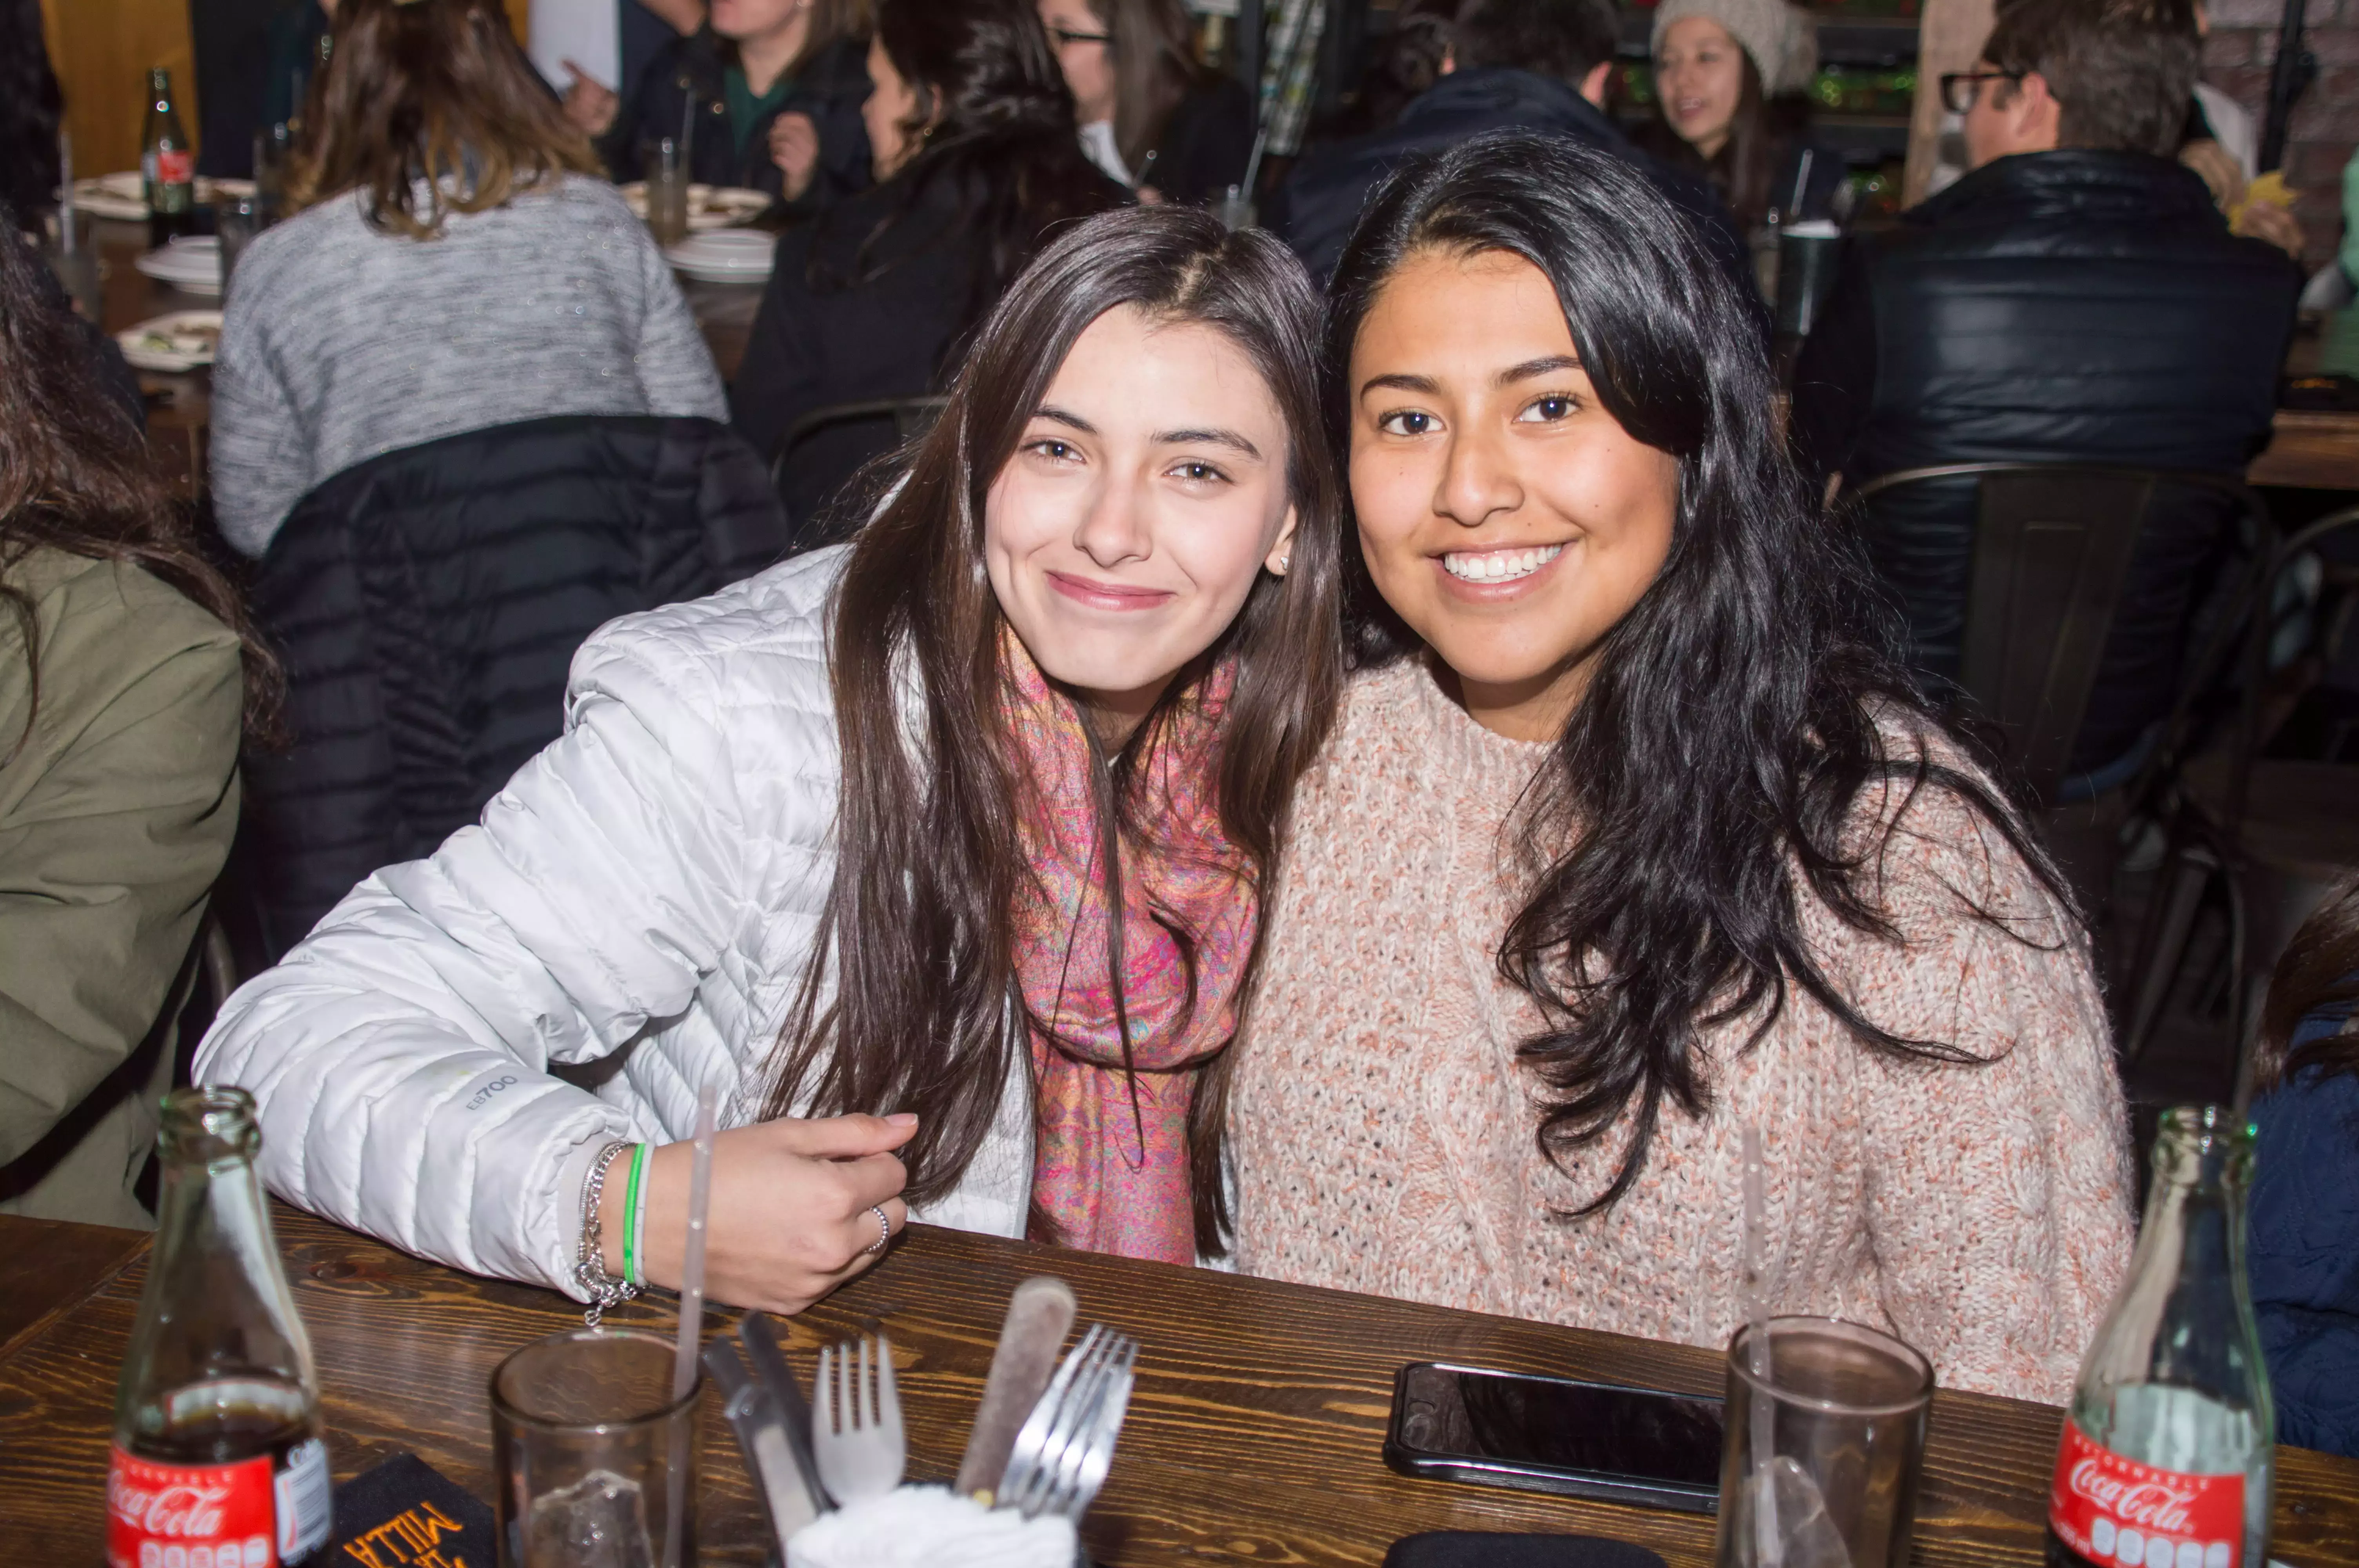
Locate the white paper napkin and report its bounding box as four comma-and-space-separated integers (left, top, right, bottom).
785, 1486, 1076, 1568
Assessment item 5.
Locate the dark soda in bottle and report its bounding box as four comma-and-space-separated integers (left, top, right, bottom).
107, 1087, 332, 1568
142, 66, 196, 247
2046, 1106, 2272, 1568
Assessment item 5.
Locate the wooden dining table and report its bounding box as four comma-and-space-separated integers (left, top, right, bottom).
6, 1206, 2358, 1567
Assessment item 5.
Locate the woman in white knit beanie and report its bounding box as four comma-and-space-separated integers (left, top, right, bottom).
1641, 0, 1837, 233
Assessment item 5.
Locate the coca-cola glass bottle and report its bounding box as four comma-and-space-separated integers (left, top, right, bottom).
140, 66, 195, 248
109, 1087, 333, 1568
2048, 1105, 2273, 1568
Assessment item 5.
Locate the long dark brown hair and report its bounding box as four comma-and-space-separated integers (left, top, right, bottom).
0, 218, 278, 759
293, 0, 602, 238
1636, 49, 1805, 233
845, 0, 1119, 314
765, 205, 1342, 1255
2254, 878, 2359, 1093
1329, 134, 2070, 1212
1085, 0, 1195, 176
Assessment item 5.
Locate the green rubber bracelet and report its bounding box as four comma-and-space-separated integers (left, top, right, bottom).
621, 1143, 646, 1286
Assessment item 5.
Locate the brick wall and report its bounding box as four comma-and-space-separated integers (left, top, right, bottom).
2205, 0, 2356, 274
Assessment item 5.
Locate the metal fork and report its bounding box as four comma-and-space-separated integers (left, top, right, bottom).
998, 1324, 1138, 1521
809, 1332, 904, 1506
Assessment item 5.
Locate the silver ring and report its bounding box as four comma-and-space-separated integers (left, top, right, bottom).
865, 1205, 891, 1255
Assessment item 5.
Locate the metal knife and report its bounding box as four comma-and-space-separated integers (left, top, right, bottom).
737, 1311, 830, 1515
954, 1275, 1078, 1501
704, 1336, 820, 1550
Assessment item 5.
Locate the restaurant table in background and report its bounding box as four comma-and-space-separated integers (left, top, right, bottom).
5, 1207, 2359, 1566
89, 210, 769, 506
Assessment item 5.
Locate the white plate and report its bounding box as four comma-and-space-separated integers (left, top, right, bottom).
618, 181, 770, 231
117, 310, 225, 372
134, 236, 224, 296
65, 174, 261, 222
665, 229, 775, 284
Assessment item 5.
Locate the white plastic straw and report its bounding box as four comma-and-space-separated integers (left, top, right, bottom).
664, 1084, 719, 1568
1743, 1124, 1781, 1568
57, 131, 75, 255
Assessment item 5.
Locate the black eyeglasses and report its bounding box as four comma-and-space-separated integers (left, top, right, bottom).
1939, 70, 2024, 114
1051, 26, 1111, 46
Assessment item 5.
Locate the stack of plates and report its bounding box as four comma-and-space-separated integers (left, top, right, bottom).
117, 310, 224, 372
665, 229, 776, 285
619, 182, 770, 231
66, 172, 254, 222
134, 236, 224, 296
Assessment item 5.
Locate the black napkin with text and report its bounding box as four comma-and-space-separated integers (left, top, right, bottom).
1383, 1533, 1670, 1568
326, 1452, 497, 1568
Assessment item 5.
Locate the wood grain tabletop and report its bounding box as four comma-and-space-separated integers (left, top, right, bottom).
4, 1207, 2355, 1566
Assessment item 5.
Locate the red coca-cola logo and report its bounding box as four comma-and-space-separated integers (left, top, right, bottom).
106, 1447, 277, 1568
2066, 1456, 2201, 1534
109, 1470, 236, 1536
2048, 1422, 2244, 1568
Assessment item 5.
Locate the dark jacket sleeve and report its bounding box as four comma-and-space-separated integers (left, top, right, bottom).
1151, 77, 1254, 207
1788, 236, 1880, 490
2249, 1059, 2359, 1460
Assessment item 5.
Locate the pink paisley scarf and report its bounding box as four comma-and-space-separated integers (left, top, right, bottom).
1003, 634, 1256, 1266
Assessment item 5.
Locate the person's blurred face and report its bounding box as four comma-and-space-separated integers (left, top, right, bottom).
1960, 59, 2061, 168
1038, 0, 1117, 125
985, 306, 1299, 738
1656, 17, 1745, 160
1348, 248, 1679, 742
710, 0, 805, 45
863, 35, 924, 178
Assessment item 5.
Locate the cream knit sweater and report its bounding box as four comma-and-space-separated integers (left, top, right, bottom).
1230, 661, 2135, 1401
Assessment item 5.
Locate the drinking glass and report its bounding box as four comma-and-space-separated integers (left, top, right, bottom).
644, 137, 691, 249
43, 207, 103, 324
254, 122, 296, 217
492, 1327, 702, 1568
1774, 221, 1843, 341
1713, 1316, 1933, 1568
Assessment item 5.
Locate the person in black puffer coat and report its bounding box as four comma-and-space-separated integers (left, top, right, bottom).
1266, 0, 1753, 297
1790, 0, 2300, 790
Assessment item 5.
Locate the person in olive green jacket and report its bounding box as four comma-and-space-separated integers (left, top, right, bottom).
0, 223, 273, 1228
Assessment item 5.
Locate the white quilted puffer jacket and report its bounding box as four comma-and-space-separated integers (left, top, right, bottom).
195, 546, 1034, 1298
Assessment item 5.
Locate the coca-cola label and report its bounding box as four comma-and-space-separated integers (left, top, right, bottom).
107, 1446, 278, 1568
2049, 1421, 2244, 1568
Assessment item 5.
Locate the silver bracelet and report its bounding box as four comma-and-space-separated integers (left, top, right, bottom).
576, 1138, 640, 1327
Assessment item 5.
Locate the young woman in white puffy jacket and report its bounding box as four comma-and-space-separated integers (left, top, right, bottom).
196, 205, 1344, 1315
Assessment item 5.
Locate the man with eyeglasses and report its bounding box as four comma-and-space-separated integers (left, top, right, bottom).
1789, 0, 2299, 830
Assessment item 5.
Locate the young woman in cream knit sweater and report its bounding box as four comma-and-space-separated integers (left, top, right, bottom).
1227, 132, 2135, 1402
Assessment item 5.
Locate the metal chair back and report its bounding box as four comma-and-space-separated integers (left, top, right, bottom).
769, 397, 949, 555
1850, 462, 2270, 805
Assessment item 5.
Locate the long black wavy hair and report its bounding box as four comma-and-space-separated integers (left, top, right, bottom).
837, 0, 1121, 332
1327, 131, 2073, 1211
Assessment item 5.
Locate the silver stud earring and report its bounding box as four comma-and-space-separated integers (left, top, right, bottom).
1277, 555, 1290, 574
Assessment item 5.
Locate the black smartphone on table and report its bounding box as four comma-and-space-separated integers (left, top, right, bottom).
1383, 1361, 1725, 1515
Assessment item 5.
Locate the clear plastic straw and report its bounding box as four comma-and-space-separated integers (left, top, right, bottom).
664, 1084, 719, 1568
1743, 1124, 1781, 1568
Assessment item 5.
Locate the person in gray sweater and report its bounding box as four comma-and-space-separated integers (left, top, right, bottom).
210, 0, 726, 559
